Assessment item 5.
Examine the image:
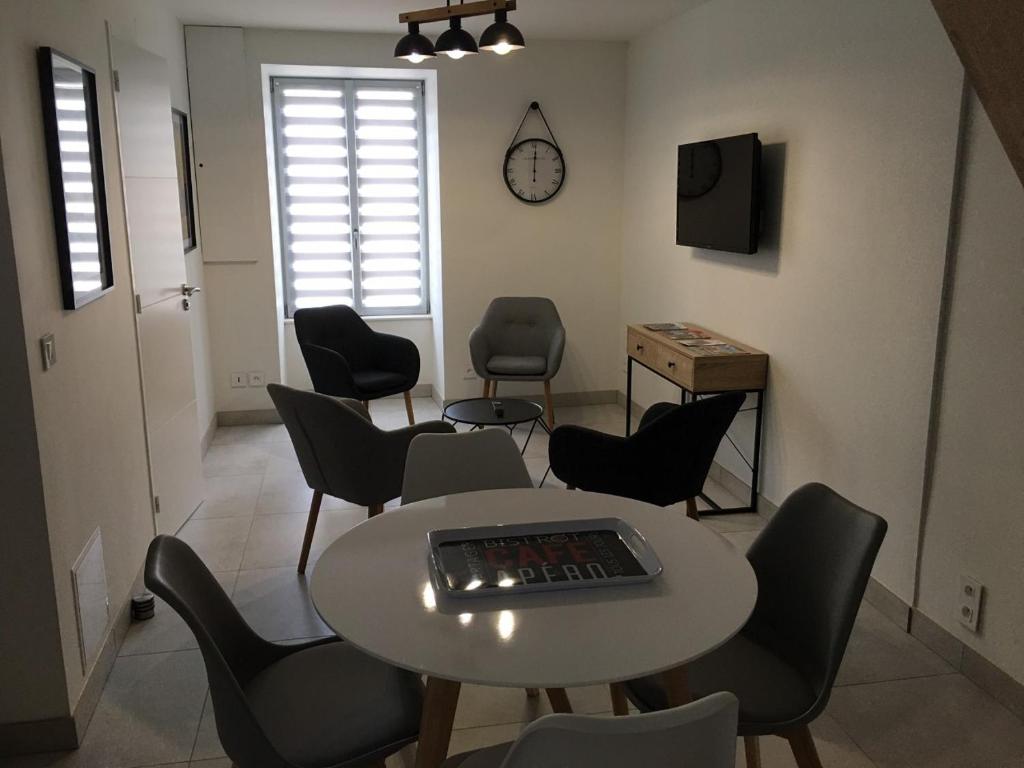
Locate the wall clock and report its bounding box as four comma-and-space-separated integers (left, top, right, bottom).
503, 102, 565, 204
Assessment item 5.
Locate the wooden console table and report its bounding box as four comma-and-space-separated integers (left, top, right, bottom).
625, 323, 768, 514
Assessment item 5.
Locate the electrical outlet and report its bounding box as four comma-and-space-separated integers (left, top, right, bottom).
230, 372, 246, 388
462, 366, 476, 381
958, 574, 983, 632
247, 371, 266, 387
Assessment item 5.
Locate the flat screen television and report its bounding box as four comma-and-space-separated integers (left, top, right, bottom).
676, 132, 761, 254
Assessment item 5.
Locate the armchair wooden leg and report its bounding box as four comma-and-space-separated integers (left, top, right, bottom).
298, 490, 323, 575
404, 390, 416, 425
610, 683, 630, 716
685, 497, 700, 521
744, 736, 762, 768
543, 380, 555, 429
491, 380, 498, 397
525, 687, 540, 698
482, 379, 490, 397
545, 688, 573, 713
784, 725, 823, 768
368, 502, 384, 518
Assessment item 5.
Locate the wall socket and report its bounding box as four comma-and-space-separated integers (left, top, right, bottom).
247, 371, 266, 387
958, 574, 984, 632
230, 372, 246, 388
462, 366, 476, 381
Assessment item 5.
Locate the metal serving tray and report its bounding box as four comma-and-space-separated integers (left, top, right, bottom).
427, 517, 663, 599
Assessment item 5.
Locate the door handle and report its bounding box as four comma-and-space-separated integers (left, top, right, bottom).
181, 284, 201, 297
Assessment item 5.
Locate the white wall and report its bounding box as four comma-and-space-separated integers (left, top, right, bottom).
0, 0, 202, 721
917, 91, 1024, 685
620, 0, 963, 602
184, 28, 626, 412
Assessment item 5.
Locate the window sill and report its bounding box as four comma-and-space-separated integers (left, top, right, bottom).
284, 315, 433, 324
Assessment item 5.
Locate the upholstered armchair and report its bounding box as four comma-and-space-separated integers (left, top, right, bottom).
469, 297, 565, 428
294, 304, 420, 424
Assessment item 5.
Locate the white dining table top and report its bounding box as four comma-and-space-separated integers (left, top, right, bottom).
311, 488, 757, 689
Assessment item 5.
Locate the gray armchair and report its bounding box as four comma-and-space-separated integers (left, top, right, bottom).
268, 383, 455, 573
469, 297, 566, 428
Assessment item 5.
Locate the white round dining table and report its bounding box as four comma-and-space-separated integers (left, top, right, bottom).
311, 488, 757, 768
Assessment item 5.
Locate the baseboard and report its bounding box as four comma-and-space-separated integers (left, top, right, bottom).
0, 583, 133, 756
199, 413, 217, 457
864, 579, 912, 630
217, 385, 435, 427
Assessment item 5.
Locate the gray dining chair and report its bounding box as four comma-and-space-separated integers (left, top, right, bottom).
442, 691, 738, 768
401, 429, 533, 505
469, 297, 565, 429
145, 535, 423, 768
616, 483, 887, 768
268, 383, 454, 573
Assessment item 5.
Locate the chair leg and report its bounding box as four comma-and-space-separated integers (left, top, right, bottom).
482, 379, 490, 397
404, 390, 416, 425
368, 502, 384, 518
609, 683, 630, 716
298, 490, 323, 575
784, 725, 823, 768
685, 497, 700, 521
491, 380, 498, 397
543, 380, 555, 429
545, 688, 573, 713
744, 736, 762, 768
525, 687, 540, 698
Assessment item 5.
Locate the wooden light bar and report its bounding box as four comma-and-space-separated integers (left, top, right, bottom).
400, 0, 516, 24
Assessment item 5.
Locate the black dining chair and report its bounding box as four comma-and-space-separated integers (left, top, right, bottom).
615, 483, 888, 768
144, 535, 423, 768
548, 392, 744, 519
294, 304, 421, 424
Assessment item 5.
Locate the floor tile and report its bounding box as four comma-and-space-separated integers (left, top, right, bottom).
702, 512, 766, 533
828, 674, 1024, 768
189, 693, 224, 763
720, 529, 761, 554
447, 722, 525, 759
211, 424, 288, 446
189, 760, 231, 768
454, 685, 551, 730
836, 602, 955, 687
120, 572, 237, 657
232, 567, 331, 641
524, 457, 561, 489
175, 517, 252, 572
239, 507, 365, 570
737, 714, 877, 767
191, 475, 262, 519
201, 443, 270, 477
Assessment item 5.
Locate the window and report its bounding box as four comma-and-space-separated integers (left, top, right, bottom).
270, 77, 429, 316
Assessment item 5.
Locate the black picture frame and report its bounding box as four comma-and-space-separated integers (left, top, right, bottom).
38, 47, 114, 310
171, 108, 197, 253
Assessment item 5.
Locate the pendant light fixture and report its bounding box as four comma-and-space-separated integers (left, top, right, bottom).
394, 22, 436, 63
479, 10, 525, 55
395, 0, 525, 62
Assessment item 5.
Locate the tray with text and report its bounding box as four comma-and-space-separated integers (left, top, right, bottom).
427, 518, 663, 598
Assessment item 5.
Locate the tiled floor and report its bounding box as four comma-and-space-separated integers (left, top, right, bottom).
6, 399, 1024, 768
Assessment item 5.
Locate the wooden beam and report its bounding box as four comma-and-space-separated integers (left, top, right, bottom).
400, 0, 515, 25
931, 0, 1024, 189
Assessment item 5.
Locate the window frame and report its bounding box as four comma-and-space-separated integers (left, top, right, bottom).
270, 75, 430, 318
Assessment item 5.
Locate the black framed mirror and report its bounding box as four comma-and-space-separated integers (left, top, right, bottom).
38, 47, 113, 310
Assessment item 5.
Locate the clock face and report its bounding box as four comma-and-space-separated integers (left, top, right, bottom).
677, 141, 722, 198
503, 139, 565, 203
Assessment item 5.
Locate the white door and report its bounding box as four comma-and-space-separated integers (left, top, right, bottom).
110, 35, 204, 535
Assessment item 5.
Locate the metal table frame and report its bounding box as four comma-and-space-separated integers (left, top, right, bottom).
625, 356, 765, 515
441, 397, 552, 457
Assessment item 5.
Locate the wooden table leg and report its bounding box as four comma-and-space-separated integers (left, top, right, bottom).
415, 677, 461, 768
743, 735, 762, 768
609, 683, 630, 716
661, 665, 691, 707
545, 687, 573, 713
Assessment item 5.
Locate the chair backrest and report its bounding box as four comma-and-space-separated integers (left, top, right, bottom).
144, 535, 285, 767
294, 304, 376, 371
745, 482, 887, 718
268, 382, 397, 505
499, 692, 738, 768
634, 392, 745, 504
479, 297, 563, 358
402, 429, 533, 504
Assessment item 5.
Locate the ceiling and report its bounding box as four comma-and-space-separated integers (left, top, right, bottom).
167, 0, 707, 42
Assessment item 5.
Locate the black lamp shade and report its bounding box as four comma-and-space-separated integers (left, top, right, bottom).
394, 22, 435, 62
435, 17, 478, 59
479, 11, 525, 54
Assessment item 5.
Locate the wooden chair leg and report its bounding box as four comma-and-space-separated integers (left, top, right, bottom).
685, 497, 700, 521
415, 677, 461, 768
543, 380, 554, 429
525, 687, 540, 698
482, 379, 490, 397
298, 490, 323, 575
744, 735, 762, 768
404, 390, 416, 425
368, 502, 385, 518
545, 688, 573, 713
661, 665, 691, 706
609, 683, 630, 716
784, 725, 823, 768
491, 380, 498, 397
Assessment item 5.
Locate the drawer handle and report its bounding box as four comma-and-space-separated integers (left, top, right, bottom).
667, 360, 676, 369
635, 343, 644, 352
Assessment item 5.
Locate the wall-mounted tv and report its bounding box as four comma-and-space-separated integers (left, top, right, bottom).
676, 132, 761, 255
